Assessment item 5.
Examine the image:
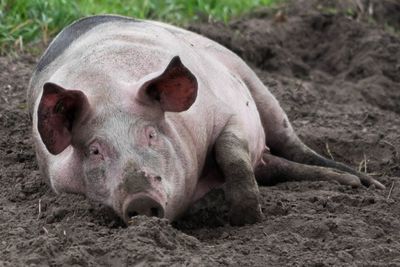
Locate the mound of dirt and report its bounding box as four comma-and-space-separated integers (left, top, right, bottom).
1, 0, 399, 266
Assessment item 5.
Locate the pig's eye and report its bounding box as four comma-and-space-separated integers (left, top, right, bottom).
90, 147, 99, 155
88, 143, 103, 159
149, 130, 157, 139
145, 127, 158, 146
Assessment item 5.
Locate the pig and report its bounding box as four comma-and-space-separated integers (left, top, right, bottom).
28, 15, 385, 226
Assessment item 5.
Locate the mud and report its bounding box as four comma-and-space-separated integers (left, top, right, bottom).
1, 0, 399, 266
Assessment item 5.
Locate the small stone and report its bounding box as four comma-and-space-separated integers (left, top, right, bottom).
53, 208, 67, 219
221, 232, 229, 239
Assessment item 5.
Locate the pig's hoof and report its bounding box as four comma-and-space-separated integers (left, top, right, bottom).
229, 201, 263, 226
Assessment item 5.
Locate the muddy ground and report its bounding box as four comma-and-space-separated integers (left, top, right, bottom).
1, 0, 400, 266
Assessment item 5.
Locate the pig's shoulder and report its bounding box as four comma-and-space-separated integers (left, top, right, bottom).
35, 15, 137, 72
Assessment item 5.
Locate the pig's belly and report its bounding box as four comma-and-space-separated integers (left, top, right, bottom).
190, 159, 225, 204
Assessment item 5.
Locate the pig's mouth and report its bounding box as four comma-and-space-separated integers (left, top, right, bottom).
122, 193, 165, 223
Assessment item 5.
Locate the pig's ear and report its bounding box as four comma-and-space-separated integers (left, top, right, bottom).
138, 56, 198, 112
37, 82, 89, 155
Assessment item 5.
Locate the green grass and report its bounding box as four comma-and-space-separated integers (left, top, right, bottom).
0, 0, 281, 55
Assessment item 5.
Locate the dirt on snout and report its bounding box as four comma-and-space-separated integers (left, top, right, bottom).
1, 0, 399, 266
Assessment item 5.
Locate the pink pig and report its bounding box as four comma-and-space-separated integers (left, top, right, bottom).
28, 15, 384, 225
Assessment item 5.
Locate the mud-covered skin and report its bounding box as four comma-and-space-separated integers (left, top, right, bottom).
121, 162, 152, 195
215, 131, 263, 226
28, 14, 384, 225
255, 153, 362, 187
270, 135, 385, 189
85, 165, 109, 202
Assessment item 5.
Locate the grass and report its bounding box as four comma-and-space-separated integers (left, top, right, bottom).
0, 0, 281, 55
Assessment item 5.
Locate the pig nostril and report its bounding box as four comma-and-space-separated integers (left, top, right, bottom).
151, 207, 159, 217
124, 196, 164, 221
128, 211, 139, 218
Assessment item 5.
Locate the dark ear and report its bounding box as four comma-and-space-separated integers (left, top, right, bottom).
138, 56, 198, 112
38, 82, 89, 155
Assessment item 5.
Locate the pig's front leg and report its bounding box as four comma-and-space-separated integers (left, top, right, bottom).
214, 129, 263, 226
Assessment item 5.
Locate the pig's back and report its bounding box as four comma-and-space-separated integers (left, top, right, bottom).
28, 15, 139, 115
30, 15, 251, 114
29, 16, 265, 165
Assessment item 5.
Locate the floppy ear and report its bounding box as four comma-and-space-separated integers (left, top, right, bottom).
137, 56, 198, 112
37, 82, 89, 155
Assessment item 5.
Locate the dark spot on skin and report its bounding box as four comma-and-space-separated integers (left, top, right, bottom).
283, 119, 288, 128
246, 101, 249, 106
155, 176, 162, 182
35, 15, 138, 72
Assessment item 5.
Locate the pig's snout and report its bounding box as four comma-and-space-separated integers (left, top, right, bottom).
123, 195, 165, 221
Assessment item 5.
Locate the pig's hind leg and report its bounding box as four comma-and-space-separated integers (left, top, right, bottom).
214, 125, 263, 226
255, 152, 362, 187
241, 67, 385, 189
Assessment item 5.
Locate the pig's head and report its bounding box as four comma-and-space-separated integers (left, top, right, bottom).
37, 56, 198, 223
